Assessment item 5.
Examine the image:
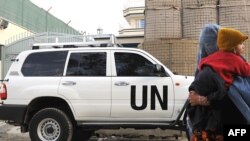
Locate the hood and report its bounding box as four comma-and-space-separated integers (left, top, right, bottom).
173, 75, 194, 87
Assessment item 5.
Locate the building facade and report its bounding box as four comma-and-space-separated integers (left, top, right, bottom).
118, 0, 145, 47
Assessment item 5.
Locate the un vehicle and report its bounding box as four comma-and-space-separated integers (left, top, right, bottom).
0, 37, 193, 141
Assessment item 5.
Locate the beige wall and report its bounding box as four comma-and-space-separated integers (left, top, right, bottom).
0, 22, 33, 79
0, 23, 33, 45
119, 28, 144, 35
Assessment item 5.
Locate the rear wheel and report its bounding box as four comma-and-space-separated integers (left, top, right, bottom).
29, 108, 73, 141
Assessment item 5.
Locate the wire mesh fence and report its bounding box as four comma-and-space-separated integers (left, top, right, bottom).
146, 0, 181, 9
141, 39, 198, 76
144, 0, 250, 76
220, 0, 250, 6
145, 7, 182, 39
182, 6, 217, 40
219, 1, 250, 34
182, 0, 218, 7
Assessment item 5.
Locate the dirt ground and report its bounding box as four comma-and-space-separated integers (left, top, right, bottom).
0, 121, 188, 141
96, 128, 188, 141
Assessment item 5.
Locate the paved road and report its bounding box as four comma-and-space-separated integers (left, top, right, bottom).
0, 121, 188, 141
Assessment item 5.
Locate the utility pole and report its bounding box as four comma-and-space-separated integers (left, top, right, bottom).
45, 7, 52, 32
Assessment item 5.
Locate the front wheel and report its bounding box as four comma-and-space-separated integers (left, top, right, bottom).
29, 108, 73, 141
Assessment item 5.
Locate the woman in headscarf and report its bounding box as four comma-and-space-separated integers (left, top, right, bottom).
186, 24, 248, 141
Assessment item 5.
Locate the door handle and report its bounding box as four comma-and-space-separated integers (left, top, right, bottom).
62, 81, 76, 86
114, 81, 130, 86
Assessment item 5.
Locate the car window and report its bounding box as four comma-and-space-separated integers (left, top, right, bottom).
66, 52, 106, 76
21, 51, 68, 76
114, 52, 155, 76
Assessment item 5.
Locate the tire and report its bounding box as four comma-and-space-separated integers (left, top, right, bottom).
29, 108, 73, 141
72, 128, 93, 141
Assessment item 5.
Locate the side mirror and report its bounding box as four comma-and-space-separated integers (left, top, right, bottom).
154, 64, 167, 77
173, 72, 178, 75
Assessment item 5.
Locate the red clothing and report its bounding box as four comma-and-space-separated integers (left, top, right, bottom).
199, 51, 250, 87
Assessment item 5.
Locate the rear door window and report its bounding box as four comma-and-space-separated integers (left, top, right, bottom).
21, 51, 68, 76
66, 52, 106, 76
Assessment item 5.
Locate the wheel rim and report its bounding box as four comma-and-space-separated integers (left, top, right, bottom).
37, 118, 61, 141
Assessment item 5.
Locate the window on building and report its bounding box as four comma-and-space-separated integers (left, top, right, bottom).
66, 52, 106, 76
114, 52, 155, 76
22, 51, 68, 76
136, 19, 145, 28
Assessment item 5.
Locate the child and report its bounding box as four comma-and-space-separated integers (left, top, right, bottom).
199, 27, 250, 123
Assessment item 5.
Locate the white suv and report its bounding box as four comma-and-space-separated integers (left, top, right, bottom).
0, 43, 193, 141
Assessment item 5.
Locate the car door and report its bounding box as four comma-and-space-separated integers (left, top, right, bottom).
111, 50, 174, 120
58, 50, 111, 119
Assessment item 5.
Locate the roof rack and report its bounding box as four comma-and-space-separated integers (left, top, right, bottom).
32, 34, 122, 49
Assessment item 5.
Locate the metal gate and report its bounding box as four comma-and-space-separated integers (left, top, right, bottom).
1, 32, 87, 78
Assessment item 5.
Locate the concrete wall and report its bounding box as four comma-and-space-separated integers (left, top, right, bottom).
0, 22, 33, 45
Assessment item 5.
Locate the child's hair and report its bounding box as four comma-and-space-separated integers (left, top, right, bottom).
217, 28, 248, 52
